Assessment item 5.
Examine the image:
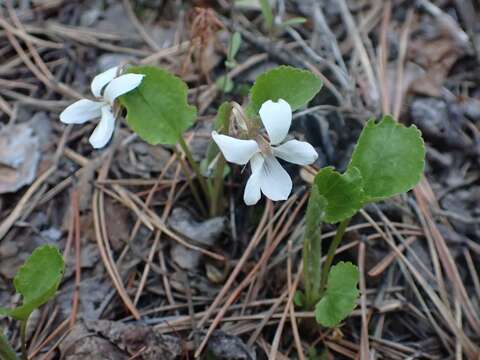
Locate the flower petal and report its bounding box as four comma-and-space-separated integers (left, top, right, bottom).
244, 154, 264, 205
273, 140, 318, 165
259, 155, 292, 201
89, 106, 115, 149
91, 66, 119, 97
212, 131, 259, 165
59, 99, 102, 124
259, 99, 292, 145
103, 73, 145, 104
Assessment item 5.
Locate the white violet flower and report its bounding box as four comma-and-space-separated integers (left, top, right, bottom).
59, 66, 144, 149
212, 99, 318, 205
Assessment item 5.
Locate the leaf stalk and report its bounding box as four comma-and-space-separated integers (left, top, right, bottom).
0, 331, 18, 360
319, 217, 351, 297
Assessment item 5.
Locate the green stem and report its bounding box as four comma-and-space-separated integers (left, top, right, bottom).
178, 137, 210, 198
0, 331, 18, 360
319, 217, 351, 297
174, 148, 208, 216
209, 156, 226, 217
303, 228, 321, 309
19, 321, 27, 360
302, 188, 325, 309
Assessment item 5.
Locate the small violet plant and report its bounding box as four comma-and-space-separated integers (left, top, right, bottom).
53, 59, 426, 334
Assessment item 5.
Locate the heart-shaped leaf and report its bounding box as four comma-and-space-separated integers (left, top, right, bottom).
0, 245, 64, 321
119, 66, 197, 145
314, 166, 365, 224
315, 261, 359, 327
247, 66, 322, 115
348, 116, 425, 201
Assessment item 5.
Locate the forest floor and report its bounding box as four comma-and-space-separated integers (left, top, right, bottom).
0, 0, 480, 359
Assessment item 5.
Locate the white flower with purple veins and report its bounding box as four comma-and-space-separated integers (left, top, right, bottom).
212, 99, 318, 205
59, 66, 144, 149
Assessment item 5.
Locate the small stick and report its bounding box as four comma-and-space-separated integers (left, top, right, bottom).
287, 240, 305, 360
358, 241, 370, 359
69, 189, 81, 327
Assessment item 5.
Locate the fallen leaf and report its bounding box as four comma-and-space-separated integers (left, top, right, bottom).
0, 123, 40, 193
408, 24, 465, 97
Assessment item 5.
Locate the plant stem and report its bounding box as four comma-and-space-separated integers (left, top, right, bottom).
209, 156, 226, 217
19, 321, 27, 360
178, 137, 210, 198
319, 217, 351, 296
0, 331, 18, 360
303, 229, 322, 309
174, 148, 208, 216
302, 190, 325, 309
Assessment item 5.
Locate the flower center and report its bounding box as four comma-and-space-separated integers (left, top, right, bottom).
256, 135, 272, 156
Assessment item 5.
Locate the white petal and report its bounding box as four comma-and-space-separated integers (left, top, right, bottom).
89, 106, 115, 149
91, 66, 119, 97
103, 73, 145, 104
259, 155, 292, 201
244, 154, 264, 205
212, 131, 259, 165
273, 140, 318, 165
259, 99, 292, 145
59, 99, 102, 124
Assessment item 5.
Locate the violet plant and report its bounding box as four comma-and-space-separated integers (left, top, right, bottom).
0, 245, 64, 360
55, 62, 425, 331
302, 116, 426, 327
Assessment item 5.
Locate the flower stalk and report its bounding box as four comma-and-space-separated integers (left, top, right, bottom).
302, 187, 325, 309
178, 136, 210, 198
209, 155, 226, 217
20, 320, 27, 360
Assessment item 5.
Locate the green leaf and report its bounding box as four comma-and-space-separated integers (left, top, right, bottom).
216, 76, 234, 93
228, 32, 242, 61
315, 261, 359, 327
293, 290, 305, 307
201, 102, 232, 177
119, 66, 197, 145
259, 0, 274, 31
314, 166, 365, 224
0, 245, 64, 321
280, 17, 307, 27
214, 102, 232, 131
248, 66, 322, 115
348, 115, 425, 201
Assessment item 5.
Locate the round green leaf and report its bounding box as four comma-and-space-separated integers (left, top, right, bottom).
315, 262, 359, 327
348, 116, 425, 201
247, 65, 322, 114
314, 166, 365, 224
0, 245, 64, 320
119, 66, 197, 145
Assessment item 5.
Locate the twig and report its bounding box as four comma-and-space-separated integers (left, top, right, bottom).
358, 241, 370, 359
337, 0, 379, 103
392, 10, 414, 119
269, 259, 303, 359
123, 0, 160, 51
287, 240, 305, 360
